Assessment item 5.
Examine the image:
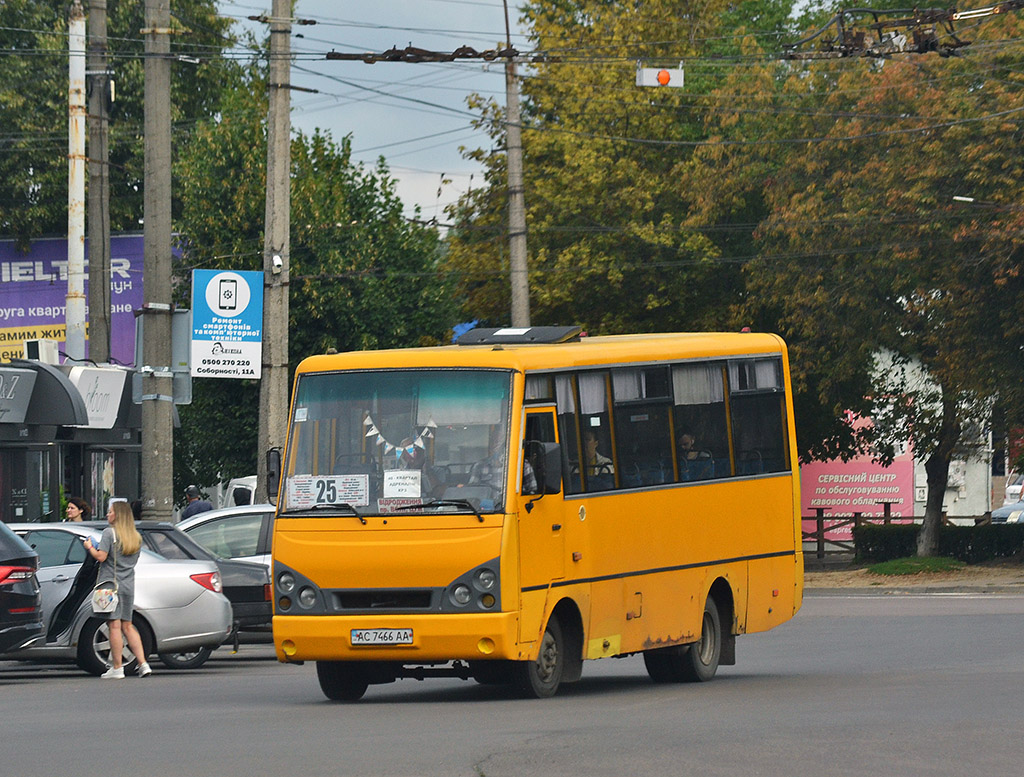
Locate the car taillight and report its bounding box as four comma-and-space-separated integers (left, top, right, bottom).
190, 571, 223, 593
264, 583, 272, 602
0, 566, 34, 586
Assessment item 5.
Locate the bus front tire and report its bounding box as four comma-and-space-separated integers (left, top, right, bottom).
513, 616, 564, 698
316, 661, 369, 701
643, 596, 722, 683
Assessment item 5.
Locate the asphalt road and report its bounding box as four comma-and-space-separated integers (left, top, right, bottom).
2, 593, 1023, 777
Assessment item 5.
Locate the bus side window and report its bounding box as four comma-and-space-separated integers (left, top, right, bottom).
728, 359, 789, 474
612, 368, 672, 487
671, 362, 731, 481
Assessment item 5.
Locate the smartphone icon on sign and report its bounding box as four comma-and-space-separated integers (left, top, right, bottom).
218, 279, 237, 310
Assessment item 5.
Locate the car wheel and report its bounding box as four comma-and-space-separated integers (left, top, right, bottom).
316, 661, 370, 701
513, 615, 564, 698
76, 616, 154, 676
158, 646, 214, 670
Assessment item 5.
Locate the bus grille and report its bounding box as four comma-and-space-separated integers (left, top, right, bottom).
331, 590, 434, 611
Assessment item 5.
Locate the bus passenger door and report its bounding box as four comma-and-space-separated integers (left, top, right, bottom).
517, 407, 565, 592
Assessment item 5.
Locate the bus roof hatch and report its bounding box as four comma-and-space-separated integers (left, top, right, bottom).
456, 326, 583, 346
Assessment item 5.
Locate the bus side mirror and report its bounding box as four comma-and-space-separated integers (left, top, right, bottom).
267, 448, 282, 499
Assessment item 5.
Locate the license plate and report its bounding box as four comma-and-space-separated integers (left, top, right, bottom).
350, 628, 413, 646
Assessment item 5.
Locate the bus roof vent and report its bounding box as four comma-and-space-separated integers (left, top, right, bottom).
456, 326, 583, 346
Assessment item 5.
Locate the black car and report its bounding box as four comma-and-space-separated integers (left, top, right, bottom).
0, 521, 44, 653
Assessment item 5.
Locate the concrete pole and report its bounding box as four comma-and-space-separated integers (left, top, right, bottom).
87, 0, 111, 364
140, 0, 174, 520
66, 1, 87, 362
256, 0, 291, 503
506, 57, 530, 327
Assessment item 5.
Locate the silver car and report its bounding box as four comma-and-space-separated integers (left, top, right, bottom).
177, 503, 275, 570
5, 522, 233, 675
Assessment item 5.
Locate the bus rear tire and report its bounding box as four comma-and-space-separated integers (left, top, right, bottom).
513, 616, 564, 698
643, 596, 722, 683
316, 661, 369, 701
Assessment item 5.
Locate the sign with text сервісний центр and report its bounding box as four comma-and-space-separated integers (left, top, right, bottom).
190, 270, 263, 379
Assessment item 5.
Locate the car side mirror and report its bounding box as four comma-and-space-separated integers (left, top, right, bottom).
266, 448, 282, 500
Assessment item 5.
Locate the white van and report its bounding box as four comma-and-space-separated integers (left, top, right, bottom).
1005, 472, 1024, 506
220, 475, 257, 509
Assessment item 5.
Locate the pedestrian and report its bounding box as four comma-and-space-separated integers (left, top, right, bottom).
82, 500, 152, 679
181, 485, 213, 520
65, 496, 92, 522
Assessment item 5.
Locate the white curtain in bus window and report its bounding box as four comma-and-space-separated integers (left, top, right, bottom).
672, 363, 725, 404
577, 372, 607, 415
728, 358, 781, 391
554, 374, 575, 414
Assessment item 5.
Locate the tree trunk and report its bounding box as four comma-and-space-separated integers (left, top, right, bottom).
917, 394, 960, 557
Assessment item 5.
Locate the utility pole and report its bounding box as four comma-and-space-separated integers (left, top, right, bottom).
87, 0, 111, 364
140, 0, 174, 520
66, 1, 87, 362
505, 56, 529, 327
256, 0, 291, 503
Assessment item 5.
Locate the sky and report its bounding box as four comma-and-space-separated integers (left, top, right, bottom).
224, 0, 531, 224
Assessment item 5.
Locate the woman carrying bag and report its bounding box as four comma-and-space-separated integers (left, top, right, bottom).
83, 501, 152, 679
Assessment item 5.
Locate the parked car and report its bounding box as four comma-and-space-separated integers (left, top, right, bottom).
991, 498, 1024, 524
133, 521, 270, 668
177, 503, 275, 571
0, 522, 43, 654
1004, 472, 1023, 506
6, 522, 232, 675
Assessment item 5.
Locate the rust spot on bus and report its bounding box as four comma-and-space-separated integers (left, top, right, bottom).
641, 632, 695, 650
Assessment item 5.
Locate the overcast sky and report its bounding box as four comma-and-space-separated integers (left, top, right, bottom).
225, 0, 530, 224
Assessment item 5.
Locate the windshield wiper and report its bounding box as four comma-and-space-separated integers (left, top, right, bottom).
282, 502, 366, 525
392, 499, 485, 523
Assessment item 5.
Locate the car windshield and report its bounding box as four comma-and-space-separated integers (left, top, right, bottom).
281, 368, 513, 516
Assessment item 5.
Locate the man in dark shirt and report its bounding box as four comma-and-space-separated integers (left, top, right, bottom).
181, 485, 213, 520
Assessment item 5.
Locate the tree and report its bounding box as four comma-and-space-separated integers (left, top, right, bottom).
0, 0, 237, 241
443, 0, 797, 333
686, 12, 1024, 554
172, 68, 457, 491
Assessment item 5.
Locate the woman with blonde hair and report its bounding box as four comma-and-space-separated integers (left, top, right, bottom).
83, 500, 152, 678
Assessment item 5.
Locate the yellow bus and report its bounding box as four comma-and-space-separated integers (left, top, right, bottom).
269, 327, 803, 700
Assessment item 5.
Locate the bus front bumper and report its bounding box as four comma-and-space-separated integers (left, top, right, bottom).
274, 611, 520, 663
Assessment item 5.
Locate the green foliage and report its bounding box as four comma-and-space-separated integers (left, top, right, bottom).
855, 524, 1024, 563
866, 556, 966, 576
172, 67, 457, 491
0, 0, 238, 241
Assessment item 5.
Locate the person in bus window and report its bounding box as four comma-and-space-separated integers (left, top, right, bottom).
582, 430, 613, 475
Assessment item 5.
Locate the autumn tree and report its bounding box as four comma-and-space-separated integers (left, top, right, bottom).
686, 12, 1024, 554
443, 0, 797, 333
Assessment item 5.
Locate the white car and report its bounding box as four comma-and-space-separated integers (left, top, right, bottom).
177, 503, 275, 571
6, 523, 233, 675
1005, 472, 1023, 506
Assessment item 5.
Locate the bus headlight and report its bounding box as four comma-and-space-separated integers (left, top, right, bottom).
278, 571, 296, 593
451, 584, 473, 606
298, 587, 317, 609
475, 568, 497, 591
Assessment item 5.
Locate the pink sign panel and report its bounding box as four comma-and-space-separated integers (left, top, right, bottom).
800, 455, 914, 541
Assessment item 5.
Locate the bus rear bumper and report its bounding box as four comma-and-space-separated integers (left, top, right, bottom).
273, 611, 520, 663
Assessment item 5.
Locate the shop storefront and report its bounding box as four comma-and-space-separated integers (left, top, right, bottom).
0, 360, 140, 523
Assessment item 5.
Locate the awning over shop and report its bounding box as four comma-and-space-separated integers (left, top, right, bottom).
5, 359, 88, 426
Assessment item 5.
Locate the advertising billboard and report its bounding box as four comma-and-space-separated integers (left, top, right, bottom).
0, 235, 144, 366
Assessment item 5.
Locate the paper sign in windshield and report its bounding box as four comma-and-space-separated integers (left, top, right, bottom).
288, 474, 370, 508
383, 470, 422, 498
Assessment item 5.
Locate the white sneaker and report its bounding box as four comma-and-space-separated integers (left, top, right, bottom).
100, 666, 125, 679
138, 662, 152, 678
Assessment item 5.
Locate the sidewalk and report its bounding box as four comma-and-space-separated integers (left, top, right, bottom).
805, 560, 1024, 595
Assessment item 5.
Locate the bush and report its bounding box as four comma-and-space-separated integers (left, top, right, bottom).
853, 523, 1024, 563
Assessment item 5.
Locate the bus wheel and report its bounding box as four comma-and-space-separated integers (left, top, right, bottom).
643, 596, 722, 683
316, 661, 369, 701
514, 616, 564, 698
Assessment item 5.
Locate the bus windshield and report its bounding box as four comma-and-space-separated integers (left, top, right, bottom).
282, 368, 513, 516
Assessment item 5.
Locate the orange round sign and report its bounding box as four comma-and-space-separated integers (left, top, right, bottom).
657, 69, 671, 86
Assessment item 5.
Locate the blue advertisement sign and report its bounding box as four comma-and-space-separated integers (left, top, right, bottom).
0, 235, 144, 365
190, 269, 263, 379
